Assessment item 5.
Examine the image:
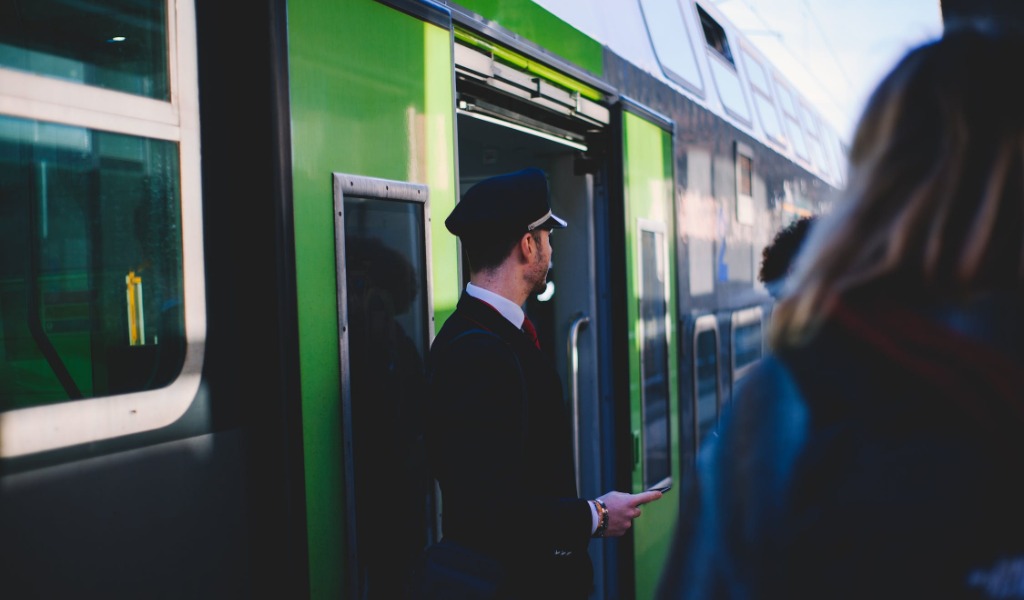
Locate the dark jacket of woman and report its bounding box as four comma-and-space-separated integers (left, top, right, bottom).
658, 291, 1024, 599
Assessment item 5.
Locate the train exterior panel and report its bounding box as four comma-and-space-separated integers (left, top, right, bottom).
0, 0, 841, 598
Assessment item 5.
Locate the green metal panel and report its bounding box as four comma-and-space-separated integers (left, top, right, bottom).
286, 0, 458, 596
621, 110, 680, 600
457, 0, 603, 76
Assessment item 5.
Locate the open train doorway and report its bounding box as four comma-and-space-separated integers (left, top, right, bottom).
456, 110, 590, 368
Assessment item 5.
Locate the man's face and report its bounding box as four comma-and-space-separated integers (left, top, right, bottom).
529, 228, 553, 295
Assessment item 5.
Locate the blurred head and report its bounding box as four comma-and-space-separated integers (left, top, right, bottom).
774, 21, 1024, 345
759, 216, 816, 298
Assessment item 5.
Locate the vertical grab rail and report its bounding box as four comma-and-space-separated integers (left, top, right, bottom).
567, 312, 590, 494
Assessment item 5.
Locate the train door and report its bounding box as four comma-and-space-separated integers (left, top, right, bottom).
333, 174, 438, 599
452, 32, 614, 597
618, 102, 681, 600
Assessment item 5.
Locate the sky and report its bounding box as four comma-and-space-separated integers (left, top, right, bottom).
709, 0, 945, 144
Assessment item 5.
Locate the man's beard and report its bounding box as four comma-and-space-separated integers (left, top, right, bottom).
530, 261, 551, 296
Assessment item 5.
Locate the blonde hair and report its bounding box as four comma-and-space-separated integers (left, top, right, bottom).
772, 21, 1024, 347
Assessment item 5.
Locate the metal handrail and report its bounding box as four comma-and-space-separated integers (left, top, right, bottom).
567, 312, 590, 494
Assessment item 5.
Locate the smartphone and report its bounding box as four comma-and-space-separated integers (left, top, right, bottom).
651, 485, 671, 493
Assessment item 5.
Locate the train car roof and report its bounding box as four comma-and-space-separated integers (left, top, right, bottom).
531, 0, 848, 189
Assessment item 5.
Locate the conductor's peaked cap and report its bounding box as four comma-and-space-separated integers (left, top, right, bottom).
446, 168, 567, 237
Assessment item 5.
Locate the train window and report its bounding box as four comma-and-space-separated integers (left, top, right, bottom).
696, 5, 733, 65
638, 0, 705, 96
638, 221, 671, 489
741, 48, 786, 146
731, 307, 764, 383
821, 125, 848, 188
692, 315, 721, 452
0, 0, 204, 459
696, 5, 752, 127
0, 113, 186, 408
774, 78, 811, 162
333, 173, 434, 597
0, 0, 170, 100
735, 142, 754, 225
799, 102, 829, 176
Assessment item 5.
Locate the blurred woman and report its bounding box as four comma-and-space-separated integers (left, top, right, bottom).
659, 20, 1024, 600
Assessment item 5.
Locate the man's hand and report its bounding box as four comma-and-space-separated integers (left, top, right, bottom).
597, 489, 663, 537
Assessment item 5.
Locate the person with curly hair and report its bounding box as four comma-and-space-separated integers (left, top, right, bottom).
758, 216, 816, 299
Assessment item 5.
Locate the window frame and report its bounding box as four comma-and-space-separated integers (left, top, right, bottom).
638, 0, 705, 97
332, 172, 435, 594
636, 217, 673, 491
0, 0, 204, 458
772, 75, 810, 163
740, 46, 786, 147
691, 314, 721, 453
730, 306, 764, 384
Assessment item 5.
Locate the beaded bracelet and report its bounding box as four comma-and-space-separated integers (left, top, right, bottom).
592, 499, 609, 538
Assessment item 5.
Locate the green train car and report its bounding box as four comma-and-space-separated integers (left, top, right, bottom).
0, 0, 842, 597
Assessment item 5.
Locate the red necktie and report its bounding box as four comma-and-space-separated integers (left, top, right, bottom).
522, 316, 541, 349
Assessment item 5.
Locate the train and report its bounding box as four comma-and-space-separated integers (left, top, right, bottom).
0, 0, 843, 598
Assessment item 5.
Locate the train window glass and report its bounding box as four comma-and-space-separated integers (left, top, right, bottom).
0, 0, 170, 100
695, 8, 752, 127
741, 48, 785, 145
707, 58, 752, 126
735, 143, 754, 225
730, 307, 763, 383
799, 103, 829, 175
696, 5, 733, 65
692, 315, 720, 451
774, 78, 810, 161
0, 114, 184, 410
333, 173, 434, 597
638, 0, 704, 96
638, 224, 671, 489
822, 125, 848, 187
737, 155, 752, 196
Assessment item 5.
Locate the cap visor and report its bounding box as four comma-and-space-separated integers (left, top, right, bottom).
528, 210, 568, 230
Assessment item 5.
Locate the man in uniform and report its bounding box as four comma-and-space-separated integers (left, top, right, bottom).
423, 167, 662, 599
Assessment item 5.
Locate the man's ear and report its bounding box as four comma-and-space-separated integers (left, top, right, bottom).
517, 231, 535, 262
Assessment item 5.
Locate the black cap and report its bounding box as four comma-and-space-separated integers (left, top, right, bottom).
446, 168, 567, 238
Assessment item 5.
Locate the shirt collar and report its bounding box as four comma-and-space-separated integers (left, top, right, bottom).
466, 282, 525, 329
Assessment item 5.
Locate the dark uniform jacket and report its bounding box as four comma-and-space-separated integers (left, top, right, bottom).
658, 292, 1024, 599
426, 294, 594, 598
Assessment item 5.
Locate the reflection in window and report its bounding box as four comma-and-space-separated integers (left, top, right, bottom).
640, 227, 671, 489
0, 0, 169, 99
0, 115, 184, 410
342, 191, 432, 599
694, 320, 720, 450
